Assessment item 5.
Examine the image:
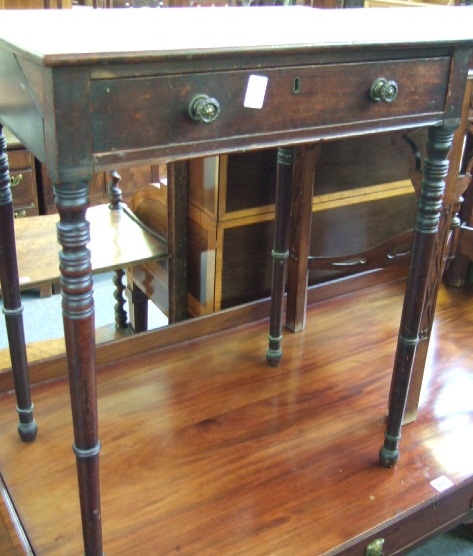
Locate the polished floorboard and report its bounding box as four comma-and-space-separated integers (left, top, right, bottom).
0, 279, 472, 555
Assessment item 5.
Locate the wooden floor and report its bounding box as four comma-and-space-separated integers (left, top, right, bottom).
0, 279, 472, 555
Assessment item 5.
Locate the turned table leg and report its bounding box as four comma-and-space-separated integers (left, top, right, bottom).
55, 179, 103, 555
267, 147, 295, 367
0, 125, 37, 442
380, 123, 457, 468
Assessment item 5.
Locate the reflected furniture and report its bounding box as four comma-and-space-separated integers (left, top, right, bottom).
129, 136, 418, 318
0, 7, 472, 555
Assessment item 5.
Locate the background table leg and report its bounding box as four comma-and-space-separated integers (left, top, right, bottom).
0, 125, 37, 442
267, 147, 295, 367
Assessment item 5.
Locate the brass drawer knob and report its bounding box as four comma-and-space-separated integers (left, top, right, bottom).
370, 78, 398, 104
188, 94, 221, 124
365, 538, 385, 556
10, 173, 23, 188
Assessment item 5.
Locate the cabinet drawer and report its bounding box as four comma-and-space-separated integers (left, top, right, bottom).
11, 168, 38, 215
7, 148, 39, 216
8, 148, 31, 171
343, 478, 473, 555
92, 57, 450, 155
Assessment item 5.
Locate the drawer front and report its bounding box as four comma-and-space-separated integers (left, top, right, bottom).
91, 57, 450, 154
11, 168, 38, 214
7, 148, 32, 171
7, 148, 39, 215
341, 478, 473, 555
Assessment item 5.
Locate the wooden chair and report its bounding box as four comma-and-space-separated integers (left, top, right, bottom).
443, 119, 473, 286
448, 179, 473, 270
123, 181, 169, 329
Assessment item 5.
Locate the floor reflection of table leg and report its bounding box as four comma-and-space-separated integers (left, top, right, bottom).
0, 125, 37, 442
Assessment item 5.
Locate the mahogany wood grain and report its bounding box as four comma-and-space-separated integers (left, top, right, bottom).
0, 280, 471, 555
0, 266, 408, 394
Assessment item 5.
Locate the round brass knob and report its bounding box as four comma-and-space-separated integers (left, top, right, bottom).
188, 94, 221, 124
370, 78, 399, 104
10, 173, 23, 188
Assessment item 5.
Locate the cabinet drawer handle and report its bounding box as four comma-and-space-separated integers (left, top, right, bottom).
14, 209, 27, 218
11, 173, 23, 188
365, 538, 385, 556
188, 94, 221, 124
370, 78, 398, 104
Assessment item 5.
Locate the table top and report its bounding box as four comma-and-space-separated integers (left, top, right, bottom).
0, 7, 472, 65
1, 6, 472, 180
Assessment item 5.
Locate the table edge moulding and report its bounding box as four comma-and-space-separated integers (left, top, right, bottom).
0, 6, 472, 555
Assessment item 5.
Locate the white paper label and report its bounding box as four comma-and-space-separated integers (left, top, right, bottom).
244, 75, 268, 109
430, 475, 454, 493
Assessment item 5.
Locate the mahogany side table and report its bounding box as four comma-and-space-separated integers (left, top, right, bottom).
0, 7, 472, 555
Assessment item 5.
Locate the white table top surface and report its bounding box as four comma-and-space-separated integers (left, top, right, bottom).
0, 6, 472, 65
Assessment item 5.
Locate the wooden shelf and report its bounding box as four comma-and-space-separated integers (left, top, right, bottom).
4, 204, 167, 293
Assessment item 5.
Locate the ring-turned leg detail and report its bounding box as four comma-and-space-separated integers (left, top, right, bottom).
55, 179, 104, 556
380, 123, 457, 468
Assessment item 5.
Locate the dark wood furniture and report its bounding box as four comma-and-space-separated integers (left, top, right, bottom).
130, 136, 418, 317
38, 160, 163, 213
0, 7, 472, 555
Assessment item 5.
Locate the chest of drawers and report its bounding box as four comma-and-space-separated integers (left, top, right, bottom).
7, 146, 39, 218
